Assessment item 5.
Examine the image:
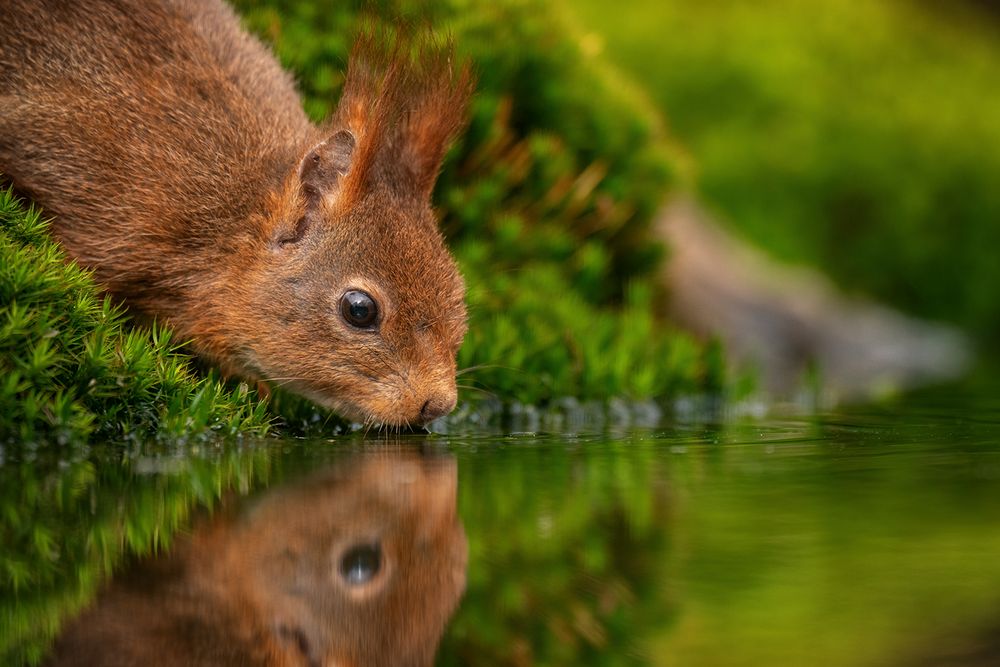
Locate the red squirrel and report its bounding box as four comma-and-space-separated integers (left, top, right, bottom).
42, 450, 468, 666
0, 0, 473, 426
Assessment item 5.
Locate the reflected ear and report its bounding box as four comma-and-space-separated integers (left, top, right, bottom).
298, 130, 356, 209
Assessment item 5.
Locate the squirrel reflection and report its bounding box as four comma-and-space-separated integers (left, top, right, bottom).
44, 449, 467, 667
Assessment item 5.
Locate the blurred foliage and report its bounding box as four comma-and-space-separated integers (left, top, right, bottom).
233, 0, 723, 404
0, 187, 271, 445
572, 0, 1000, 339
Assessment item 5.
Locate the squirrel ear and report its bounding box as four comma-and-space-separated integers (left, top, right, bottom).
298, 130, 356, 207
273, 131, 356, 248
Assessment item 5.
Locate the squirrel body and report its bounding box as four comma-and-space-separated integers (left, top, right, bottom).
0, 0, 472, 425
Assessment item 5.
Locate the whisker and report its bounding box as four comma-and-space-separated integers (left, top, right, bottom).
456, 376, 497, 389
456, 384, 499, 400
456, 364, 495, 376
260, 376, 309, 383
456, 362, 523, 376
362, 415, 375, 438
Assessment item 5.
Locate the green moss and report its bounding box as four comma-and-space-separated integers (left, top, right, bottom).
0, 187, 271, 445
457, 262, 714, 403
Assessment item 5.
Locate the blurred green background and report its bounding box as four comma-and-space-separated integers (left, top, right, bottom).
573, 0, 1000, 339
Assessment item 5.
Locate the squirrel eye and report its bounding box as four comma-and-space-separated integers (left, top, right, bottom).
340, 290, 379, 329
339, 543, 382, 586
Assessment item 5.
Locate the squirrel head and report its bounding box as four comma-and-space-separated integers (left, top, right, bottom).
224, 29, 473, 427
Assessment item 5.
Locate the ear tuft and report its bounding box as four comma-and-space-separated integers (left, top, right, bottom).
396, 38, 475, 200
330, 24, 475, 206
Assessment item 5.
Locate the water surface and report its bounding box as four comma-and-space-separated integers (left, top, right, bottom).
3, 386, 999, 666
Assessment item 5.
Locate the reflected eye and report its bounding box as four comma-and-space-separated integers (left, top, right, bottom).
340, 290, 378, 329
339, 543, 382, 585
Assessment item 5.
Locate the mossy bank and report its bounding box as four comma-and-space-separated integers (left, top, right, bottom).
0, 188, 271, 445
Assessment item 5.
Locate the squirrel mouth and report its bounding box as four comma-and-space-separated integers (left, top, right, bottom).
273, 377, 421, 428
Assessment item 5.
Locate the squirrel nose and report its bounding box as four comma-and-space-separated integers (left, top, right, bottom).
419, 392, 457, 424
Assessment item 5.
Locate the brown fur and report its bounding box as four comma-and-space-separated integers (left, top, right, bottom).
0, 0, 473, 425
43, 450, 468, 667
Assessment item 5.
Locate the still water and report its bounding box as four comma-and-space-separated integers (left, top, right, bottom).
3, 386, 1000, 666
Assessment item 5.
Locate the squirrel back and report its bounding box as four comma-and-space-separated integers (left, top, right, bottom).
0, 0, 472, 425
